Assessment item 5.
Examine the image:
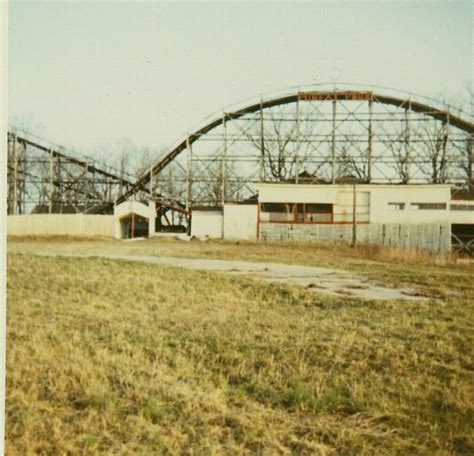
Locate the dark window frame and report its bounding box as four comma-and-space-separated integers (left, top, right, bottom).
259, 202, 334, 224
450, 204, 474, 211
411, 203, 447, 210
387, 202, 405, 210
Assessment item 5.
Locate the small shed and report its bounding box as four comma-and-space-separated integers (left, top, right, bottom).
114, 201, 155, 239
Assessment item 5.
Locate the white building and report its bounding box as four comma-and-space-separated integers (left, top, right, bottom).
113, 184, 474, 253
253, 183, 474, 253
190, 184, 474, 253
256, 183, 473, 226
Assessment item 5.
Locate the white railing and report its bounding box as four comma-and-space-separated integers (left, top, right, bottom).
302, 213, 332, 223
263, 212, 334, 223
269, 212, 295, 222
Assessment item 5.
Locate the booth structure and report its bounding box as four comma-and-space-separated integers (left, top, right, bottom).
114, 201, 156, 240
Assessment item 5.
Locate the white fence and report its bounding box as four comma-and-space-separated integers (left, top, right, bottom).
7, 215, 115, 237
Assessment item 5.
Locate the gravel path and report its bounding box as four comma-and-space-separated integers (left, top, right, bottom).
48, 253, 427, 301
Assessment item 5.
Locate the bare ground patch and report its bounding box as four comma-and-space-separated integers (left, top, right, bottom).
40, 253, 429, 301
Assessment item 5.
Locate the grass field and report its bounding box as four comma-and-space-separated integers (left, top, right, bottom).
6, 238, 474, 454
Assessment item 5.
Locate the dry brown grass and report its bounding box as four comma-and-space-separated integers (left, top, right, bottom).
7, 235, 464, 265
6, 250, 474, 454
7, 235, 111, 243
9, 236, 472, 292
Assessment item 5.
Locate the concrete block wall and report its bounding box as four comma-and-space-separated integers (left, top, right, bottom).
7, 215, 115, 237
259, 222, 451, 253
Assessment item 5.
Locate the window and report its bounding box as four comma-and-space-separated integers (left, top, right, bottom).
450, 204, 474, 211
260, 203, 295, 222
260, 202, 333, 223
387, 202, 405, 210
411, 203, 446, 210
298, 203, 333, 223
305, 203, 333, 213
261, 203, 294, 213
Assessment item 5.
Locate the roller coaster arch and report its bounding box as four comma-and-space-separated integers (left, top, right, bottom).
118, 84, 473, 208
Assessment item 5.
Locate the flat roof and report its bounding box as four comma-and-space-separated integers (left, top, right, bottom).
256, 183, 452, 189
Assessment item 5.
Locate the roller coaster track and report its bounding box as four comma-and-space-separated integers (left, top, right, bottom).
116, 89, 474, 205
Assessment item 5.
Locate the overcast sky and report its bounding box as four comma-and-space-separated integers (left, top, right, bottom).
8, 1, 473, 156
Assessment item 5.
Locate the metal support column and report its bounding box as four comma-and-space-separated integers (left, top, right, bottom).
469, 133, 474, 191
441, 111, 450, 182
12, 133, 18, 214
404, 100, 412, 183
295, 97, 300, 183
18, 140, 26, 214
149, 164, 154, 197
48, 149, 54, 214
84, 161, 89, 211
185, 136, 192, 211
352, 184, 357, 247
55, 157, 61, 213
259, 98, 264, 182
221, 113, 227, 207
331, 93, 337, 184
367, 99, 373, 183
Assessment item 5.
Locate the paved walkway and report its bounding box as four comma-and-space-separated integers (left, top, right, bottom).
49, 253, 427, 301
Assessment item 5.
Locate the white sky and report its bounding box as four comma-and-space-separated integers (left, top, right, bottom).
8, 1, 473, 156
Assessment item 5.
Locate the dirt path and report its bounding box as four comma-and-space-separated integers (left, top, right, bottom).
46, 253, 427, 301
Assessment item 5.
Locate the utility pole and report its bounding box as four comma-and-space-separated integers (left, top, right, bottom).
48, 149, 54, 214
352, 184, 357, 247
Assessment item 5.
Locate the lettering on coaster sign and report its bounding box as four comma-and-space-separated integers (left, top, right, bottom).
299, 91, 373, 101
344, 91, 373, 101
